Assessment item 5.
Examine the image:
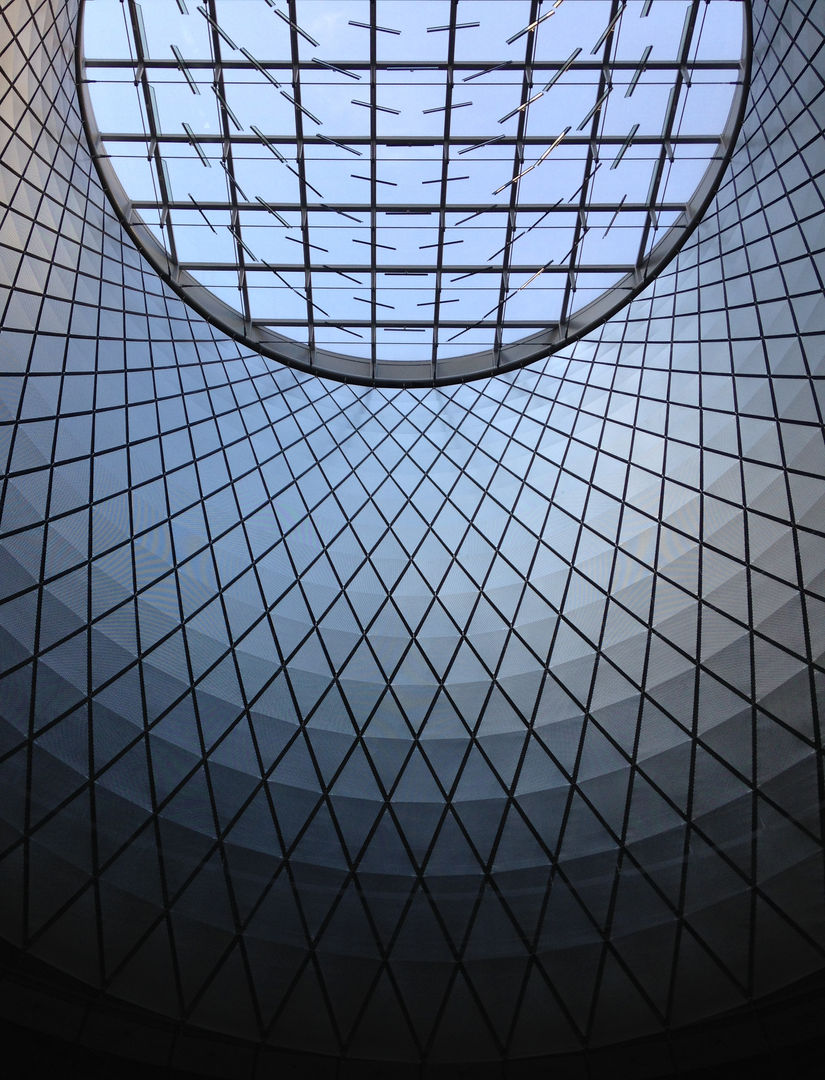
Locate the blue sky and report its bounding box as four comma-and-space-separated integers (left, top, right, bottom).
83, 0, 744, 363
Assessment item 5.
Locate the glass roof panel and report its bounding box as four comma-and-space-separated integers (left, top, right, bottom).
80, 0, 748, 385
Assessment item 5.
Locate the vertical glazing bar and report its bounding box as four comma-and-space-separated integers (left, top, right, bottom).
430, 0, 460, 377
287, 0, 318, 360
493, 0, 542, 367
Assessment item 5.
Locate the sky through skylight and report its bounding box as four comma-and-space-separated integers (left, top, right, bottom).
81, 0, 747, 383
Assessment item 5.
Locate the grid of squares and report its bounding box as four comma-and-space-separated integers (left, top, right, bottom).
0, 0, 825, 1075
80, 0, 747, 382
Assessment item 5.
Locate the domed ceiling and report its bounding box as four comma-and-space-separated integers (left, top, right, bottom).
0, 0, 824, 1076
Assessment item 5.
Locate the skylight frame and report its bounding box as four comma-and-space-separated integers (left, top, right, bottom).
77, 0, 751, 386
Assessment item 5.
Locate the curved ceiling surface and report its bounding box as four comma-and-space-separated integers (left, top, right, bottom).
79, 0, 748, 384
0, 0, 824, 1075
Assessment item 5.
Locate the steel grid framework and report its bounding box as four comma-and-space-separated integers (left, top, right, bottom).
79, 0, 749, 384
8, 0, 825, 1074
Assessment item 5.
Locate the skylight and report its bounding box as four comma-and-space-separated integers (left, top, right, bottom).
80, 0, 748, 384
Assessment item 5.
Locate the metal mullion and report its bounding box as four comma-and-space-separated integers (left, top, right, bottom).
634, 0, 703, 267
205, 0, 251, 324
491, 0, 541, 366
86, 57, 742, 73
126, 0, 179, 268
428, 0, 459, 376
558, 0, 624, 331
286, 0, 317, 360
369, 1, 378, 378
182, 261, 642, 274
248, 318, 576, 329
103, 131, 730, 147
139, 200, 689, 213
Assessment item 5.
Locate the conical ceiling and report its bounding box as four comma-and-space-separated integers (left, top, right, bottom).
0, 0, 824, 1075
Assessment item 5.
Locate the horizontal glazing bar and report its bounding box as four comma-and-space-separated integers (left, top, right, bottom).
83, 57, 743, 72
96, 132, 730, 146
177, 262, 644, 273
131, 200, 689, 213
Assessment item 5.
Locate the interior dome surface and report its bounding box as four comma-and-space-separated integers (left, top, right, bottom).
0, 0, 824, 1076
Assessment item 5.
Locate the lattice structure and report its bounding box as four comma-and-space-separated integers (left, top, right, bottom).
0, 0, 824, 1077
80, 0, 747, 383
